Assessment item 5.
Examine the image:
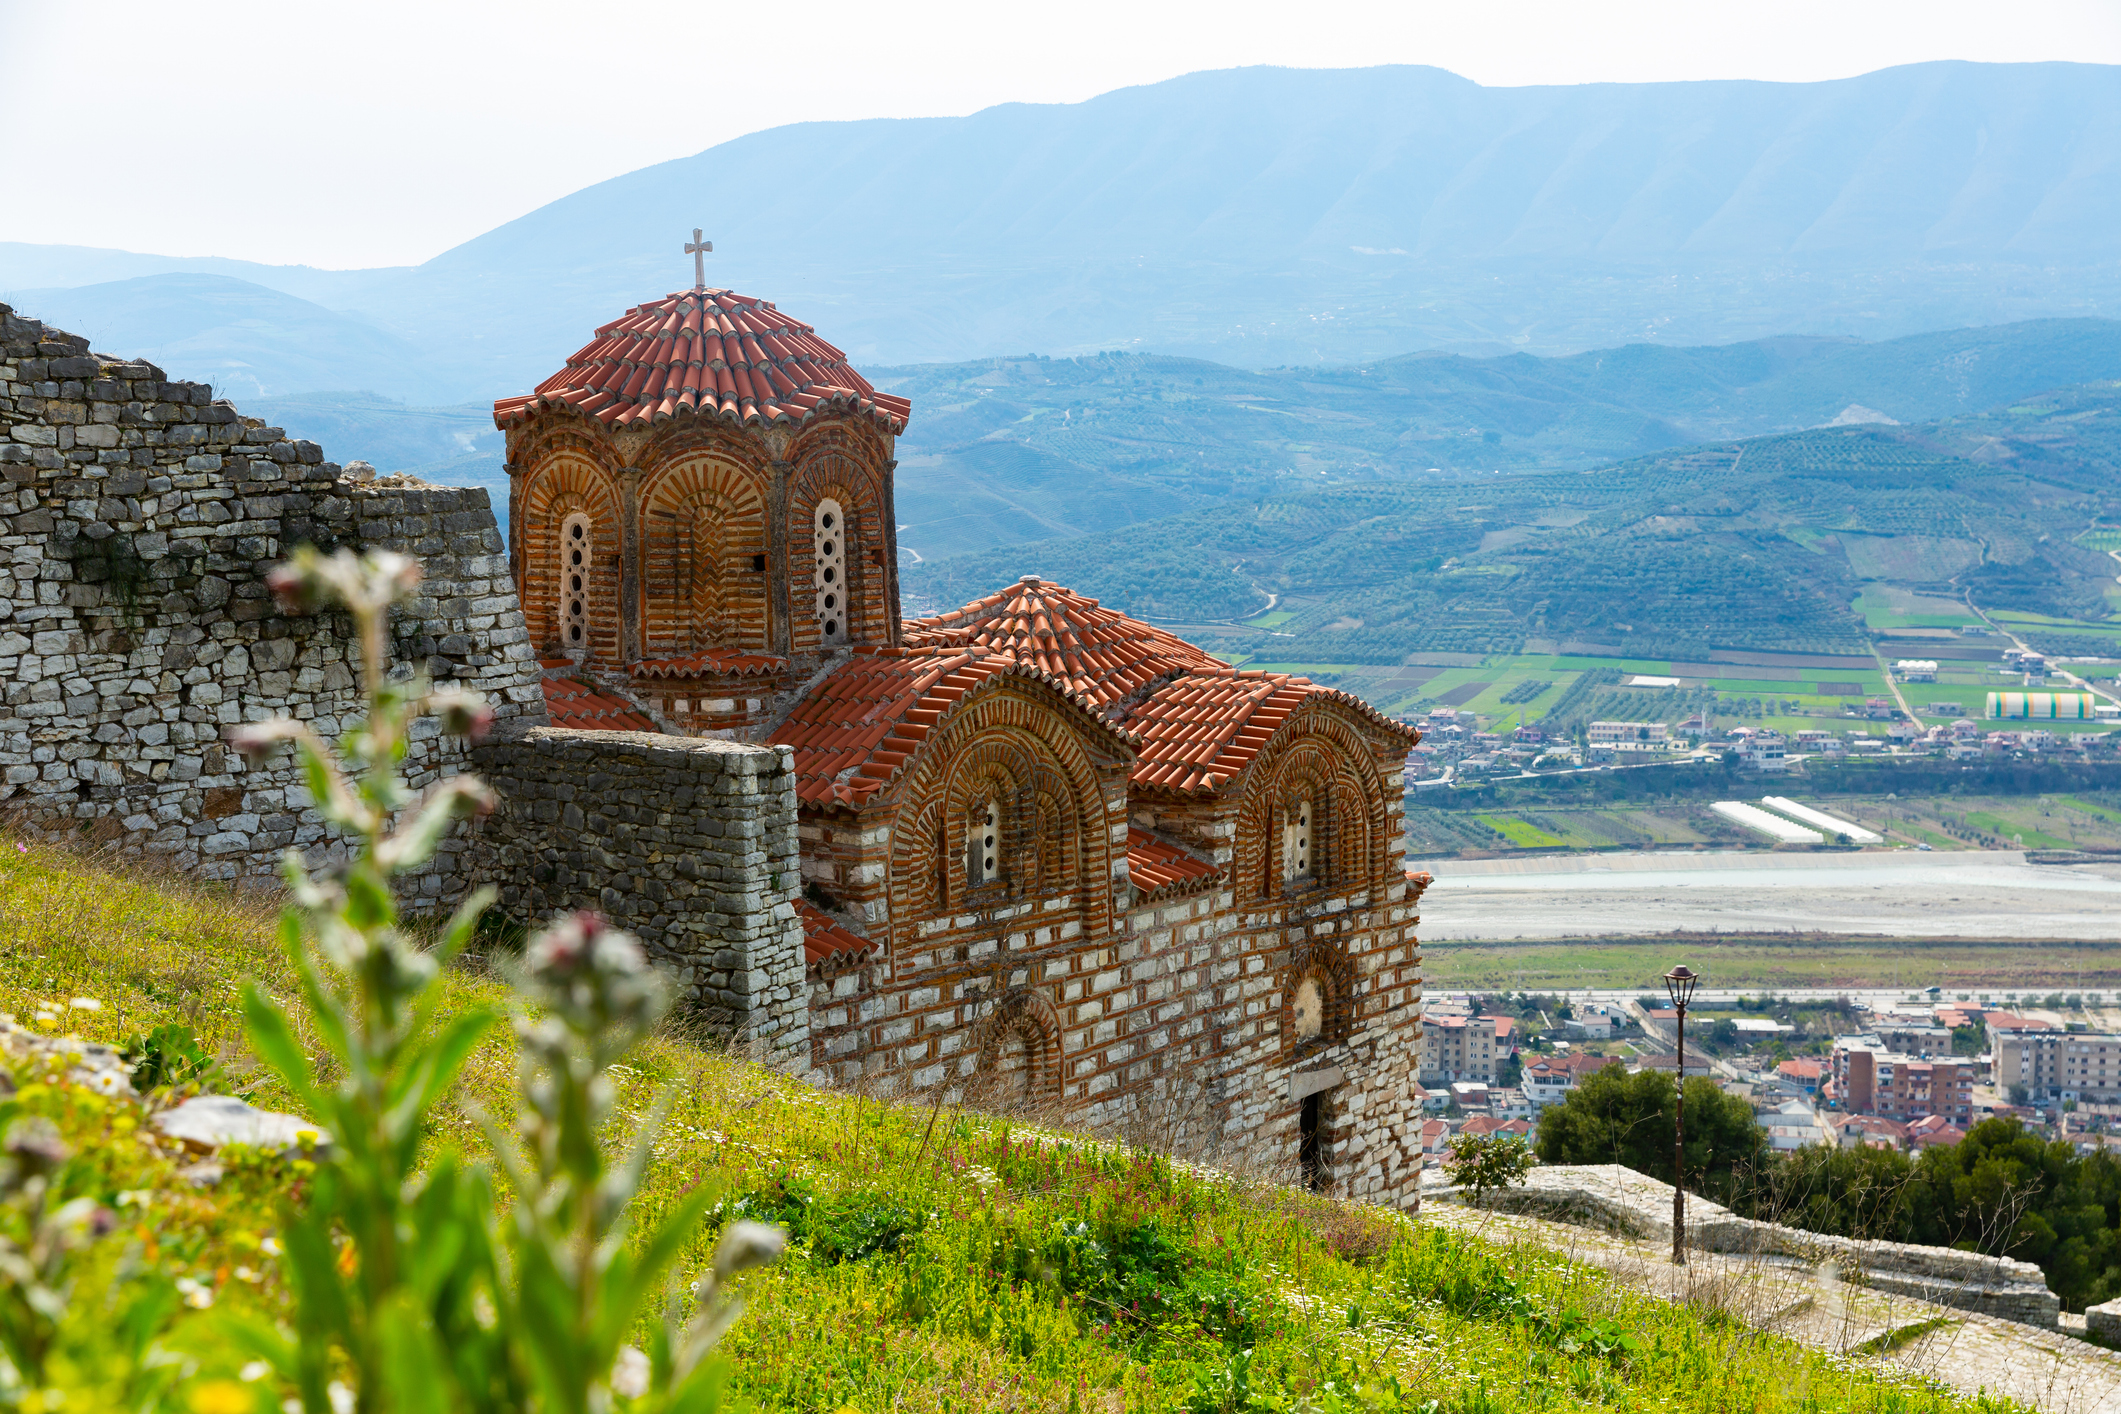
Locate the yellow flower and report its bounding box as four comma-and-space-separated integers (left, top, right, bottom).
189, 1380, 253, 1414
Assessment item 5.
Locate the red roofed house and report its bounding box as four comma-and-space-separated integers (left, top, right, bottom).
491, 275, 1429, 1208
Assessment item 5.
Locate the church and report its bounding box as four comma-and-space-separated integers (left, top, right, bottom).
490, 264, 1431, 1204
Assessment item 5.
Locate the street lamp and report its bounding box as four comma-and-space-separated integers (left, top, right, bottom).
1664, 963, 1700, 1266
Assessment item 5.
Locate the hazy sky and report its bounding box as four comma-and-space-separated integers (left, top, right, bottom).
7, 0, 2119, 271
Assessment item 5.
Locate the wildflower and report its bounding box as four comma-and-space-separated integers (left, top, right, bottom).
68, 997, 100, 1011
327, 1382, 355, 1414
427, 687, 495, 741
175, 1276, 215, 1309
610, 1346, 650, 1400
189, 1380, 252, 1414
239, 1362, 272, 1384
714, 1221, 786, 1279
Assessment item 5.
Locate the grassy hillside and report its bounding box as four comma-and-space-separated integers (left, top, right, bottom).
878, 322, 2121, 563
0, 840, 2019, 1413
903, 383, 2121, 665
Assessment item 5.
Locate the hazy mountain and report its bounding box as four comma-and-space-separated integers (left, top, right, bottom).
3, 62, 2119, 402
9, 274, 436, 401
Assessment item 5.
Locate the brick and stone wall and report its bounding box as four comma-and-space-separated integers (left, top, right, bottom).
0, 302, 545, 906
466, 725, 808, 1064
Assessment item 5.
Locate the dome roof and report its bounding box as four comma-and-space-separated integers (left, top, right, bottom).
494, 287, 911, 435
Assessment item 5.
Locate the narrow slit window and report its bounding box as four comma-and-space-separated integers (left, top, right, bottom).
560, 512, 592, 651
967, 798, 1000, 885
813, 498, 847, 643
1283, 796, 1313, 883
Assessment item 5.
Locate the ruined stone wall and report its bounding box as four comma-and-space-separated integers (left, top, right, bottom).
466, 725, 808, 1064
0, 302, 545, 906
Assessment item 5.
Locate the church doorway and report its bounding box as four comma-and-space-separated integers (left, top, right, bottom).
1299, 1091, 1325, 1191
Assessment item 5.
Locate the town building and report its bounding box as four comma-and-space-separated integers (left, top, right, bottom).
1895, 660, 1938, 682
1992, 1026, 2121, 1104
1420, 1012, 1511, 1084
1522, 1052, 1619, 1108
1829, 1038, 1975, 1124
1587, 721, 1669, 749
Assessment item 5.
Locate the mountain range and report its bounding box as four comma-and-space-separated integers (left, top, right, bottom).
4, 60, 2120, 402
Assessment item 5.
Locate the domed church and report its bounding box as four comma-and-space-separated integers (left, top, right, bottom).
495, 267, 1429, 1206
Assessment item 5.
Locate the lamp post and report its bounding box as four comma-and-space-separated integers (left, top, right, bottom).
1664, 963, 1700, 1266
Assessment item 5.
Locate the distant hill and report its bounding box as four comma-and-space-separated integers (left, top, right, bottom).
881, 318, 2121, 561
901, 382, 2121, 664
10, 274, 436, 401
5, 61, 2121, 401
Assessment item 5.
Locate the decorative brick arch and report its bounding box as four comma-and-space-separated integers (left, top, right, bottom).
518, 451, 623, 661
1280, 935, 1358, 1061
635, 456, 770, 656
1237, 703, 1395, 898
883, 677, 1119, 943
970, 987, 1064, 1109
790, 446, 890, 651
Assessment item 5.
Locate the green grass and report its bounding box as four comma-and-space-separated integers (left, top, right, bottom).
0, 842, 2030, 1413
1427, 935, 2121, 992
1963, 811, 2078, 851
1476, 814, 1567, 848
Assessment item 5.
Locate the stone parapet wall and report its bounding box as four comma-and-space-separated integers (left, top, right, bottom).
0, 303, 545, 905
467, 725, 807, 1064
1480, 1165, 2060, 1328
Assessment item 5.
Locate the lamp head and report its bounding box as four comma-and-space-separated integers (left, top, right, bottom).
1664, 964, 1700, 1011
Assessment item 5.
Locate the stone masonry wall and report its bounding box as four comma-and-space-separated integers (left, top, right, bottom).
466, 725, 809, 1066
0, 303, 545, 907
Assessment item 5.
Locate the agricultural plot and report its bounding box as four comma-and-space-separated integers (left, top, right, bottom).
1426, 934, 2121, 991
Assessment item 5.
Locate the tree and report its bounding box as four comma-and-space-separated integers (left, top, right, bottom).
1534, 1066, 1764, 1204
1446, 1132, 1538, 1207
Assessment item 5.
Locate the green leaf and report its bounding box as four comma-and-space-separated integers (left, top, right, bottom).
375, 1292, 454, 1414
241, 982, 318, 1106
597, 1188, 712, 1353
385, 1009, 496, 1143
436, 885, 498, 970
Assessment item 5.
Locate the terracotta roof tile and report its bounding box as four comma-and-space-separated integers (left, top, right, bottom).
632, 649, 790, 680
543, 676, 657, 732
1126, 827, 1221, 900
767, 646, 1134, 808
906, 576, 1222, 709
796, 898, 874, 968
494, 288, 911, 436
908, 578, 1417, 794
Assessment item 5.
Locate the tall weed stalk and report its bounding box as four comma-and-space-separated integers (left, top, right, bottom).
223, 548, 778, 1414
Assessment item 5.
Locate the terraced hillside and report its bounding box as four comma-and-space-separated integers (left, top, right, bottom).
904, 383, 2121, 666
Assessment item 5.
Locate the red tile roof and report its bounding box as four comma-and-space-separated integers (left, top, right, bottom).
796, 899, 875, 968
907, 577, 1223, 709
767, 647, 1135, 808
494, 288, 911, 435
913, 577, 1417, 795
542, 676, 657, 732
1126, 827, 1220, 900
632, 649, 790, 680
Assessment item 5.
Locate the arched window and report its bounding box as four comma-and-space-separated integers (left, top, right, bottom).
560, 512, 592, 652
966, 798, 1000, 886
1283, 795, 1313, 884
813, 498, 847, 644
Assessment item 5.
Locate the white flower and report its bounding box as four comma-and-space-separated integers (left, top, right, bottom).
610, 1346, 650, 1400
240, 1362, 271, 1384
328, 1382, 355, 1414
261, 1235, 283, 1256
175, 1276, 215, 1309
68, 997, 101, 1012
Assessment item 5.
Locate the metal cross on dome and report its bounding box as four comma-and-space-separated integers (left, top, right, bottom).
685, 228, 713, 290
